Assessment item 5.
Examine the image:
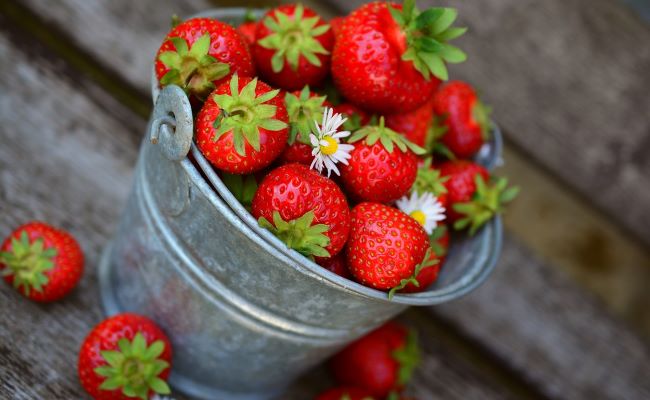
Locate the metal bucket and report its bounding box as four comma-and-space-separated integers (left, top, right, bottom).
98, 8, 503, 400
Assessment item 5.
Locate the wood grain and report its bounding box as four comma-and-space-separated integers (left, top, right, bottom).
0, 27, 510, 400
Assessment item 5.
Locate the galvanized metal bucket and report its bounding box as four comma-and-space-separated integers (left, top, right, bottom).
98, 8, 503, 400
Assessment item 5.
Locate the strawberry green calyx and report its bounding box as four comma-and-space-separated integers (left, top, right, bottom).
0, 231, 56, 295
212, 74, 287, 156
411, 157, 449, 196
425, 116, 455, 159
158, 33, 230, 100
392, 329, 421, 386
472, 99, 493, 141
94, 333, 171, 400
388, 247, 438, 299
243, 9, 258, 23
453, 176, 520, 235
390, 0, 467, 81
429, 225, 448, 257
258, 4, 330, 72
221, 173, 258, 210
285, 85, 327, 144
348, 117, 426, 155
258, 210, 331, 258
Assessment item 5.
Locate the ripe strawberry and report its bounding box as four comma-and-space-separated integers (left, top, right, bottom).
196, 74, 288, 174
346, 203, 434, 295
332, 2, 466, 113
155, 18, 255, 101
78, 313, 172, 400
401, 225, 449, 293
330, 322, 419, 398
279, 86, 329, 165
237, 10, 258, 46
329, 16, 345, 38
433, 81, 492, 159
385, 95, 436, 147
439, 160, 518, 234
317, 253, 351, 279
333, 103, 371, 132
252, 163, 350, 259
316, 386, 375, 400
0, 222, 83, 302
254, 4, 334, 90
341, 118, 424, 203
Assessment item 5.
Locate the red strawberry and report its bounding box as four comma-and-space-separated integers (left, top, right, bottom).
254, 4, 334, 90
385, 95, 436, 147
237, 10, 258, 46
329, 16, 345, 38
333, 103, 371, 132
341, 118, 424, 203
346, 203, 434, 295
155, 18, 255, 101
317, 253, 351, 279
401, 224, 449, 293
433, 81, 492, 159
331, 2, 466, 113
330, 322, 419, 398
78, 313, 172, 400
0, 222, 83, 302
252, 163, 350, 259
439, 160, 518, 234
316, 386, 376, 400
196, 75, 289, 174
279, 86, 330, 166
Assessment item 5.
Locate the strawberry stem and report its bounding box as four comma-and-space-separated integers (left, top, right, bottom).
285, 85, 328, 144
258, 210, 331, 259
348, 117, 426, 155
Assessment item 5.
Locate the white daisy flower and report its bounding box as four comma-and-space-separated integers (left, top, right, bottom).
396, 191, 446, 234
309, 107, 354, 177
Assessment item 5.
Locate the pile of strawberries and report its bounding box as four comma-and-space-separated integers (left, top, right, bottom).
155, 0, 518, 297
0, 2, 519, 399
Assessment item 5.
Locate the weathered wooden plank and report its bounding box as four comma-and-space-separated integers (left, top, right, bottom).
327, 0, 650, 244
0, 25, 512, 400
436, 235, 650, 400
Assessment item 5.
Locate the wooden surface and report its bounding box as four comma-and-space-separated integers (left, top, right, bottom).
1, 0, 650, 399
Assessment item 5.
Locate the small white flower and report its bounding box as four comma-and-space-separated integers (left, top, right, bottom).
309, 107, 354, 177
396, 191, 446, 234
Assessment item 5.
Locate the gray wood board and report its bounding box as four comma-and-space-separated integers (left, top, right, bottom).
0, 30, 508, 400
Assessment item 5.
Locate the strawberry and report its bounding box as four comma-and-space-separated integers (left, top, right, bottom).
317, 253, 351, 279
254, 4, 334, 90
155, 18, 255, 101
333, 103, 371, 132
252, 163, 350, 259
0, 222, 83, 302
316, 386, 376, 400
439, 160, 518, 234
330, 322, 419, 398
401, 225, 449, 293
196, 74, 289, 174
279, 86, 330, 165
78, 313, 172, 400
237, 10, 258, 46
341, 118, 424, 203
331, 1, 466, 113
433, 81, 492, 159
385, 95, 436, 147
329, 16, 345, 38
346, 203, 435, 295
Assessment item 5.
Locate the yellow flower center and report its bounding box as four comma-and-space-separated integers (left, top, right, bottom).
410, 210, 427, 227
320, 136, 338, 156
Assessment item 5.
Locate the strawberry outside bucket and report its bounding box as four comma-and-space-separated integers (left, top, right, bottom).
98, 8, 503, 400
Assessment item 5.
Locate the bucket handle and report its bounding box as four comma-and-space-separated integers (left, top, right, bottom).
150, 85, 193, 161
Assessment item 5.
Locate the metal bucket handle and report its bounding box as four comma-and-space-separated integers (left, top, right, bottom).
150, 85, 193, 161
